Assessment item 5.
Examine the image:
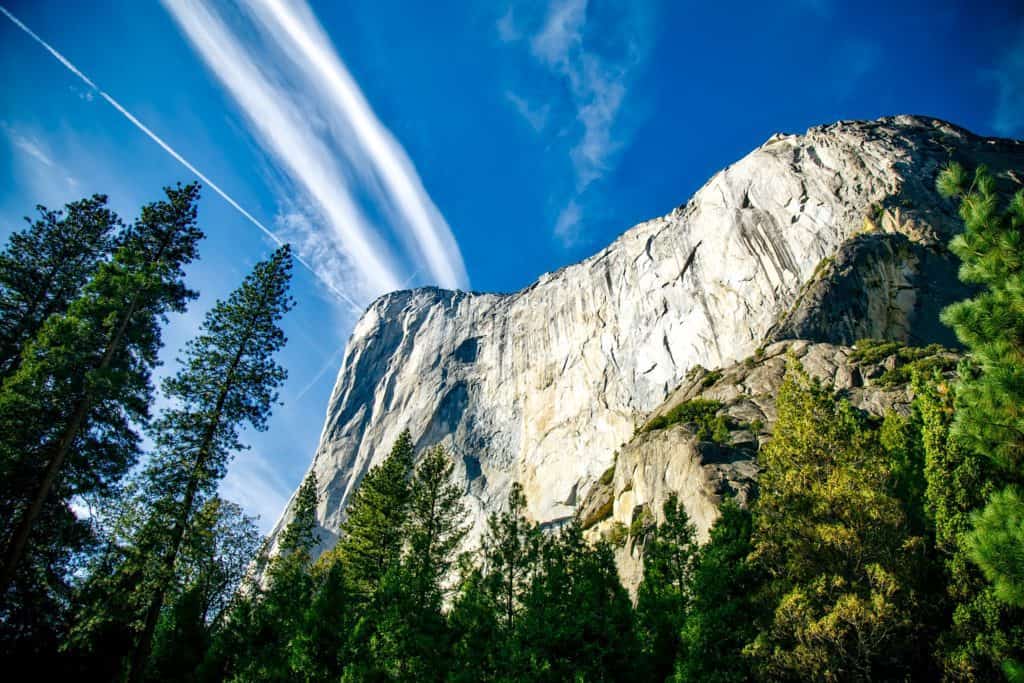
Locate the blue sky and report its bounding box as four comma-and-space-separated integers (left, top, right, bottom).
1, 0, 1022, 531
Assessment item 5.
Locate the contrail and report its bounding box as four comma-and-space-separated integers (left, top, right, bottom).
0, 4, 363, 315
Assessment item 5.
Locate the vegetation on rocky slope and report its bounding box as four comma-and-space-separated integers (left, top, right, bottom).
0, 159, 1022, 682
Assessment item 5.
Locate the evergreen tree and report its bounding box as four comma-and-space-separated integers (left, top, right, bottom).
675, 499, 761, 683
937, 162, 1024, 680
108, 245, 293, 681
147, 498, 260, 682
746, 360, 921, 681
635, 495, 698, 682
326, 429, 416, 598
289, 558, 352, 682
0, 183, 203, 643
517, 522, 639, 682
374, 445, 468, 680
0, 194, 121, 378
313, 431, 415, 680
213, 473, 319, 682
918, 374, 1024, 680
448, 482, 542, 681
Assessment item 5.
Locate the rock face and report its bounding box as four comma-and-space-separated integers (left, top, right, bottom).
578, 339, 959, 595
269, 116, 1024, 562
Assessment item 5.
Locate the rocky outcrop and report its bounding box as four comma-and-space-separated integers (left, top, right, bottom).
268, 116, 1024, 563
579, 339, 959, 595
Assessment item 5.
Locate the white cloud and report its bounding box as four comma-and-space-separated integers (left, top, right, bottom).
505, 91, 550, 131
553, 198, 582, 244
530, 0, 587, 67
499, 0, 651, 246
161, 0, 469, 302
989, 27, 1024, 137
3, 124, 55, 167
0, 6, 358, 307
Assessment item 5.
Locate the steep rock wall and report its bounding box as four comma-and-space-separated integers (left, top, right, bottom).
269, 116, 1024, 558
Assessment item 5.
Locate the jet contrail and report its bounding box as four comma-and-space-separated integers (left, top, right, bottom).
0, 4, 363, 315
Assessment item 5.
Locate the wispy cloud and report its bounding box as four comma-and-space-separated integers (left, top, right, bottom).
988, 26, 1024, 137
220, 449, 293, 533
3, 124, 55, 167
505, 91, 550, 132
498, 0, 652, 246
0, 5, 365, 312
161, 0, 469, 301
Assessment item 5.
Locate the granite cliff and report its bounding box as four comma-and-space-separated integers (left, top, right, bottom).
268, 116, 1024, 564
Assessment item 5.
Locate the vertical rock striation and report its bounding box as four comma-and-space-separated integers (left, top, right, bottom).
269, 116, 1024, 560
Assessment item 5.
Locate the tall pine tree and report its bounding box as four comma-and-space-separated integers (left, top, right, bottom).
448, 482, 542, 681
123, 245, 294, 681
0, 194, 121, 378
675, 499, 762, 683
371, 445, 469, 680
918, 374, 1024, 680
635, 494, 698, 682
935, 161, 1024, 680
0, 183, 203, 621
207, 473, 319, 682
325, 429, 415, 599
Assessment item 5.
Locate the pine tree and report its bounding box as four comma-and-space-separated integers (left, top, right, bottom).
746, 360, 921, 681
448, 482, 542, 681
0, 183, 203, 632
375, 445, 468, 680
517, 522, 639, 682
312, 431, 415, 680
121, 245, 294, 681
674, 499, 761, 683
937, 162, 1024, 680
405, 445, 469, 608
147, 498, 261, 682
215, 473, 319, 682
636, 494, 698, 681
918, 373, 1024, 679
289, 558, 352, 682
326, 430, 416, 598
0, 194, 121, 378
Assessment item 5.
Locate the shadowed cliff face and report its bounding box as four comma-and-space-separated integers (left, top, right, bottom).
268, 116, 1024, 562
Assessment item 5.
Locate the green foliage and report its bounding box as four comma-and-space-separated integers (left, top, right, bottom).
935, 162, 1024, 680
0, 183, 205, 657
580, 497, 613, 530
642, 398, 731, 443
746, 360, 923, 681
636, 495, 697, 681
969, 486, 1024, 608
517, 524, 640, 682
448, 483, 542, 680
700, 369, 723, 388
850, 338, 904, 363
675, 499, 762, 683
0, 194, 120, 378
327, 429, 415, 598
66, 245, 294, 680
918, 375, 1023, 680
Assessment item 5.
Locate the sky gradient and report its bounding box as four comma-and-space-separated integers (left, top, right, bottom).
2, 0, 1022, 531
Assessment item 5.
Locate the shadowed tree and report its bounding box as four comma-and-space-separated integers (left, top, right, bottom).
119, 245, 294, 681
0, 194, 121, 378
0, 183, 203, 626
636, 494, 698, 681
